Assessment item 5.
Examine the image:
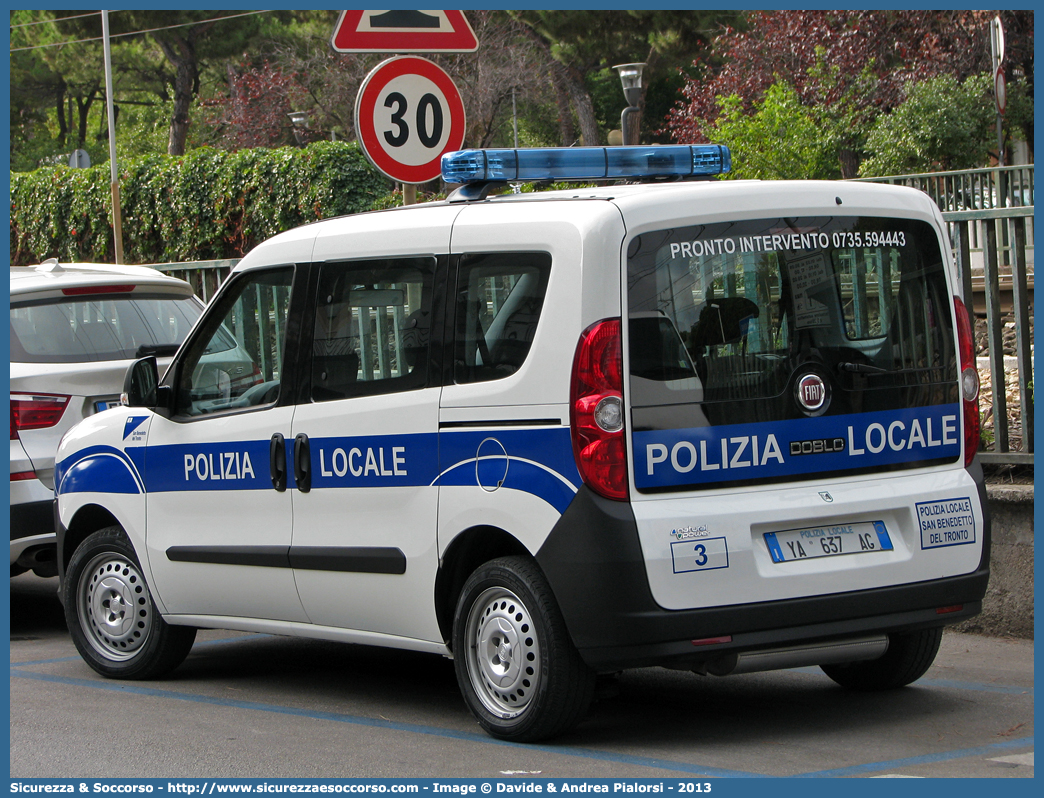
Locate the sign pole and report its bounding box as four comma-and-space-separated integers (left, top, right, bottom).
990, 15, 1005, 168
102, 11, 124, 264
403, 184, 417, 206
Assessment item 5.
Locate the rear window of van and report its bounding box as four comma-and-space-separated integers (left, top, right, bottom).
626, 216, 960, 490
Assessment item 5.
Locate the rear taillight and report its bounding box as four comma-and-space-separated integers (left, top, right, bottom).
10, 393, 70, 440
229, 364, 262, 392
61, 284, 135, 295
570, 319, 627, 500
953, 297, 980, 466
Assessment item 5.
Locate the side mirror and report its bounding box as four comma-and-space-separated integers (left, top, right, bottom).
122, 356, 159, 408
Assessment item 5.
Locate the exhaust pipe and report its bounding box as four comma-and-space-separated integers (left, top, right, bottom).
16, 545, 59, 578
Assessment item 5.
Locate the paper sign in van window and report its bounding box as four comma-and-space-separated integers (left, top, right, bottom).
788, 252, 833, 329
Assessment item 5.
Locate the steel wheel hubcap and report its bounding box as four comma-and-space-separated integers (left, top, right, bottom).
78, 553, 152, 661
466, 586, 540, 719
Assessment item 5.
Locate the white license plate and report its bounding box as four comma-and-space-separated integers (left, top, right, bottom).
94, 399, 122, 412
764, 521, 892, 563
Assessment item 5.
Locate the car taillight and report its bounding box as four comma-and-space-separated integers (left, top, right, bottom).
570, 318, 628, 501
61, 284, 135, 295
10, 393, 70, 440
953, 297, 980, 467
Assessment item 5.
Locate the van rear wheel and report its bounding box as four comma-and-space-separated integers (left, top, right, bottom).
453, 556, 595, 742
64, 526, 196, 680
821, 627, 943, 691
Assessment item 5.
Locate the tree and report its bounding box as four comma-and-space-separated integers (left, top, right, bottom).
203, 59, 309, 150
859, 73, 996, 176
91, 11, 288, 155
709, 83, 837, 180
123, 11, 276, 155
438, 12, 556, 149
509, 11, 731, 146
9, 10, 108, 168
663, 10, 1034, 176
203, 11, 558, 153
507, 12, 602, 146
8, 10, 287, 162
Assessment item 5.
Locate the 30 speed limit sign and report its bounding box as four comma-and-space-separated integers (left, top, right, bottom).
354, 56, 466, 184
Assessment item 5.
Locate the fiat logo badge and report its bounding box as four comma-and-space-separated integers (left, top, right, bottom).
796, 373, 827, 413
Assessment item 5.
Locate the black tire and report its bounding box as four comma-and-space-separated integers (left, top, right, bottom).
821, 627, 943, 691
64, 526, 196, 680
452, 556, 595, 742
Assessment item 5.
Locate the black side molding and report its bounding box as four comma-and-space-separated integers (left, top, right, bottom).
166, 545, 406, 575
289, 546, 406, 575
166, 546, 289, 568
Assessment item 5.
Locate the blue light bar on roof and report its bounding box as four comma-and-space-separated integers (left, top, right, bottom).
441, 145, 731, 184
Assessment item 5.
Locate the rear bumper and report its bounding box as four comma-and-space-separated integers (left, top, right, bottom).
536, 469, 990, 672
10, 498, 58, 575
10, 499, 56, 544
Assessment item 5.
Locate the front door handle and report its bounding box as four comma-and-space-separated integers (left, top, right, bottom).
294, 433, 311, 493
270, 433, 287, 492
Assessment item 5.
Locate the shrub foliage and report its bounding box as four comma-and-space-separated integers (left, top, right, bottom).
10, 142, 392, 266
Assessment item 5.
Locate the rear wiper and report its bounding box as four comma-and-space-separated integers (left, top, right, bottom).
837, 361, 889, 374
135, 343, 181, 358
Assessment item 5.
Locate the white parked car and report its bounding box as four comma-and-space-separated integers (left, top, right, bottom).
10, 260, 204, 577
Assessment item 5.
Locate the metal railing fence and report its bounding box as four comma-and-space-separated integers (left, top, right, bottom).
149, 259, 239, 304
857, 165, 1034, 466
947, 206, 1034, 465
855, 164, 1034, 213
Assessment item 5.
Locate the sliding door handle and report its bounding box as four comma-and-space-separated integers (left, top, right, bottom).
270, 433, 287, 492
293, 433, 311, 493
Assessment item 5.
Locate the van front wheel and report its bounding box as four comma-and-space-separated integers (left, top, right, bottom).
821, 627, 943, 691
64, 526, 196, 680
453, 556, 595, 742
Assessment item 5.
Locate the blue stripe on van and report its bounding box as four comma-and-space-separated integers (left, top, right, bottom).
57, 427, 582, 517
55, 445, 145, 496
633, 403, 962, 490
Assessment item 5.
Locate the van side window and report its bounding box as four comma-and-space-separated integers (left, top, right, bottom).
311, 257, 435, 401
453, 252, 552, 385
174, 267, 294, 417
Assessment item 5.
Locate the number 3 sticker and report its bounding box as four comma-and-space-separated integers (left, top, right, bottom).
671, 537, 729, 574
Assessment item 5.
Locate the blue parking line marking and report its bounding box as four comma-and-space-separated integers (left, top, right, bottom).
12, 633, 1033, 778
10, 667, 764, 778
915, 677, 1033, 695
796, 736, 1035, 777
788, 666, 1034, 696
10, 633, 276, 668
11, 665, 1034, 778
10, 656, 82, 666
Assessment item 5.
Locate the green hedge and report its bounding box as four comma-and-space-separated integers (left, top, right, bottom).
10, 141, 393, 266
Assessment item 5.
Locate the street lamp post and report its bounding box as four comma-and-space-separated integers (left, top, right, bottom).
613, 63, 645, 146
287, 111, 309, 146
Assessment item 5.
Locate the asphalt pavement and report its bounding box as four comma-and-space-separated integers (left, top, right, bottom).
9, 571, 1034, 780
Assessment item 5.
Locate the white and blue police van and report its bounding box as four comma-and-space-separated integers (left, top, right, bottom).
54, 145, 989, 742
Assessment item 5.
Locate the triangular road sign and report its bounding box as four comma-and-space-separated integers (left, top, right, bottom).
331, 10, 479, 53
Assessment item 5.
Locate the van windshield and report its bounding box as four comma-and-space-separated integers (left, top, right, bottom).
626, 216, 960, 491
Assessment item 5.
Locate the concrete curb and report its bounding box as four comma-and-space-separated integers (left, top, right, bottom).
952, 482, 1034, 639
